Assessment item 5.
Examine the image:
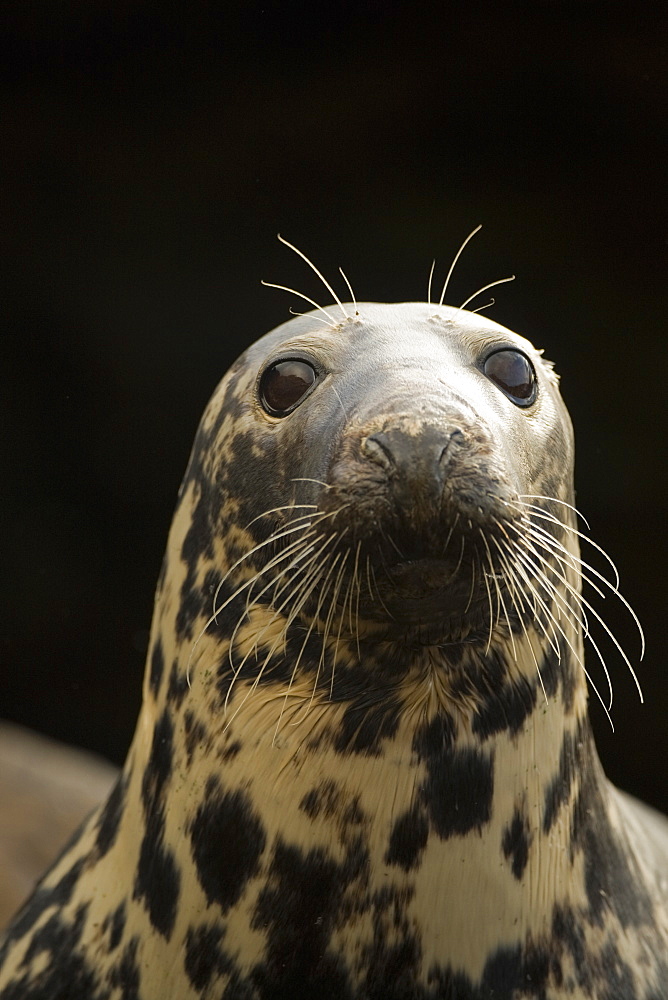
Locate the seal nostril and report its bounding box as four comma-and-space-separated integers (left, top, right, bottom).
439, 428, 465, 468
362, 433, 395, 471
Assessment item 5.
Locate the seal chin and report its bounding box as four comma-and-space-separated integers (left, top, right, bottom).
358, 552, 488, 642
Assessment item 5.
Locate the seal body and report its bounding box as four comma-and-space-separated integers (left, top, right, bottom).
1, 302, 667, 999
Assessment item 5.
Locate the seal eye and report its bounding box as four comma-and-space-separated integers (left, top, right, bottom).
483, 349, 537, 406
260, 359, 318, 416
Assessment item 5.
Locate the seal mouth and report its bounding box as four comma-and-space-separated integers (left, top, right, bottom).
385, 557, 456, 596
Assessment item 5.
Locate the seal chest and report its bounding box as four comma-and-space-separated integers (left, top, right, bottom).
1, 300, 667, 999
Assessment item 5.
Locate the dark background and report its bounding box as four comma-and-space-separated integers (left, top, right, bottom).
2, 3, 667, 810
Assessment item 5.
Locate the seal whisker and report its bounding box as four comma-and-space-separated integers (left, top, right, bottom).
525, 521, 645, 658
283, 547, 348, 728
427, 258, 436, 305
365, 554, 374, 606
518, 493, 591, 530
339, 266, 359, 316
513, 530, 588, 626
496, 538, 562, 661
499, 537, 615, 728
210, 513, 335, 618
481, 547, 496, 655
273, 553, 343, 739
369, 560, 395, 619
524, 525, 605, 602
241, 534, 318, 616
287, 306, 335, 327
503, 498, 621, 591
223, 531, 341, 705
306, 548, 351, 717
262, 534, 338, 612
237, 520, 346, 642
480, 529, 517, 661
519, 534, 643, 706
225, 538, 345, 727
463, 553, 479, 614
261, 280, 339, 325
331, 556, 358, 700
459, 275, 515, 311
291, 477, 333, 489
344, 547, 356, 640
331, 384, 349, 420
385, 531, 405, 561
493, 538, 549, 704
438, 224, 482, 307
512, 535, 615, 707
352, 539, 363, 662
245, 504, 319, 528
219, 528, 320, 626
471, 296, 495, 314
187, 530, 320, 686
524, 535, 591, 638
499, 548, 549, 705
276, 234, 350, 320
252, 528, 342, 633
229, 535, 328, 668
240, 518, 344, 616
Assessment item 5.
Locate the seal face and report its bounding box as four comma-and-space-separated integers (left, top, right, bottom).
1, 301, 667, 999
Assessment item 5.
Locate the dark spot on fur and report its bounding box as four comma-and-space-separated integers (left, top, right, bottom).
184, 923, 234, 991
184, 709, 207, 765
570, 739, 655, 930
421, 746, 494, 839
96, 774, 127, 857
175, 582, 204, 642
107, 936, 141, 1000
298, 782, 366, 842
412, 711, 456, 760
133, 811, 180, 939
250, 838, 364, 999
537, 640, 562, 702
299, 780, 342, 820
428, 939, 552, 999
222, 739, 242, 761
385, 805, 429, 871
552, 903, 591, 992
174, 465, 240, 644
149, 638, 165, 696
334, 698, 402, 755
343, 798, 365, 826
2, 906, 104, 1000
542, 721, 586, 834
166, 659, 189, 707
360, 889, 422, 996
472, 675, 536, 740
502, 807, 531, 880
189, 778, 266, 911
102, 901, 126, 952
599, 942, 638, 1000
482, 942, 550, 997
141, 709, 174, 812
0, 858, 86, 964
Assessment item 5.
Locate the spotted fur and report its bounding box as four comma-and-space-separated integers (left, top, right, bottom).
1, 302, 667, 999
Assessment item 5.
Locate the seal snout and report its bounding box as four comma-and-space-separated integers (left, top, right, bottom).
361, 424, 465, 516
362, 427, 465, 476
